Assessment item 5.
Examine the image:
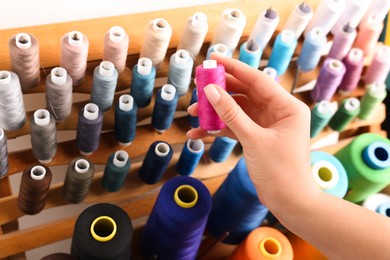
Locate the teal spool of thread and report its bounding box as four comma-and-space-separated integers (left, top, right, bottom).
358, 83, 387, 120
102, 150, 131, 192
334, 133, 390, 203
328, 97, 360, 131
310, 100, 333, 138
238, 39, 262, 69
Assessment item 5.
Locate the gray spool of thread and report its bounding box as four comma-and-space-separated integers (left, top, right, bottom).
0, 128, 8, 179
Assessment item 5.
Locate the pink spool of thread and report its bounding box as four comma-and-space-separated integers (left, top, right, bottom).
328, 23, 356, 61
354, 14, 384, 57
338, 48, 364, 95
195, 60, 226, 133
365, 45, 390, 85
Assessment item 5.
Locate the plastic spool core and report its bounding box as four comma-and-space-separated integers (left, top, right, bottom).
84, 103, 99, 121
259, 237, 282, 258
155, 142, 170, 157
263, 67, 277, 79
119, 94, 134, 112
214, 44, 229, 56
310, 27, 324, 41
375, 147, 389, 162
246, 39, 260, 52
349, 48, 363, 63
175, 49, 190, 64
174, 185, 199, 208
16, 33, 32, 49
30, 165, 46, 180
281, 29, 296, 44
299, 2, 312, 13
68, 31, 83, 47
137, 58, 153, 76
0, 71, 11, 85
153, 18, 168, 32
329, 59, 343, 71
363, 141, 390, 169
378, 46, 390, 62
187, 139, 204, 154
75, 159, 90, 174
99, 61, 115, 77
161, 84, 176, 101
369, 83, 386, 95
192, 12, 207, 27
113, 150, 129, 168
344, 98, 360, 111
90, 216, 117, 242
51, 67, 67, 85
228, 9, 241, 21
311, 161, 340, 190
34, 109, 50, 127
317, 101, 332, 115
109, 26, 125, 42
203, 60, 217, 69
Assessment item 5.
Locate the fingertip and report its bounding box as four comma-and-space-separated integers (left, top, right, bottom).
187, 103, 198, 116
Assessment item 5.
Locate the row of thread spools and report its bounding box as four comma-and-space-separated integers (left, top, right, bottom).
39, 131, 390, 259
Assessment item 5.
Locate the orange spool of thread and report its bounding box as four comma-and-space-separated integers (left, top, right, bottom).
230, 227, 293, 260
354, 14, 384, 58
288, 233, 327, 260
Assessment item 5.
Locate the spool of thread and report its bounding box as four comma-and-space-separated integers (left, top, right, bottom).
130, 57, 156, 108
115, 94, 137, 146
354, 14, 384, 57
46, 67, 73, 121
304, 0, 345, 36
71, 203, 133, 259
41, 253, 77, 260
310, 58, 346, 102
230, 227, 294, 260
90, 61, 119, 112
249, 8, 280, 50
334, 133, 390, 203
263, 67, 278, 80
268, 30, 297, 76
212, 8, 247, 52
0, 128, 8, 179
207, 157, 269, 244
338, 48, 364, 94
8, 33, 40, 91
195, 60, 227, 133
176, 139, 204, 176
361, 0, 390, 25
209, 136, 238, 163
310, 101, 333, 138
178, 12, 208, 59
365, 45, 390, 85
60, 31, 89, 86
362, 193, 390, 217
206, 43, 233, 60
238, 39, 262, 69
0, 71, 26, 131
30, 109, 57, 164
76, 103, 104, 156
139, 141, 173, 184
18, 165, 52, 215
288, 233, 326, 260
188, 88, 199, 128
327, 23, 357, 60
331, 0, 371, 35
140, 18, 172, 68
358, 83, 387, 120
168, 49, 194, 97
102, 150, 131, 192
151, 84, 179, 133
297, 27, 327, 72
310, 151, 348, 198
63, 158, 94, 203
142, 176, 212, 259
328, 97, 360, 131
283, 2, 313, 38
103, 26, 129, 73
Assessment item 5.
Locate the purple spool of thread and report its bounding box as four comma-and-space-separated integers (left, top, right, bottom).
338, 48, 364, 95
311, 58, 346, 102
365, 45, 390, 85
195, 60, 226, 133
328, 23, 357, 61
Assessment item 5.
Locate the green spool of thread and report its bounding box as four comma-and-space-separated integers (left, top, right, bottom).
358, 83, 387, 120
334, 133, 390, 203
310, 100, 333, 138
328, 97, 360, 131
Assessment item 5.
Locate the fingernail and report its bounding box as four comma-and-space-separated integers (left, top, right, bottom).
204, 84, 221, 104
187, 103, 196, 113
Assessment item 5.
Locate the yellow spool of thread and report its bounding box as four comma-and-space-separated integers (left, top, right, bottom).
90, 216, 117, 242
174, 185, 198, 208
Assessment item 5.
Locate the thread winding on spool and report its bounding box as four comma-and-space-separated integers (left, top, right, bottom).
361, 0, 390, 25
288, 233, 326, 260
331, 0, 371, 35
283, 2, 313, 38
140, 18, 172, 68
0, 128, 8, 179
168, 49, 194, 97
249, 8, 280, 50
130, 58, 156, 108
268, 30, 298, 76
30, 109, 57, 164
71, 203, 133, 259
141, 176, 212, 259
60, 31, 89, 86
206, 43, 233, 60
115, 94, 137, 146
0, 71, 26, 131
354, 15, 384, 58
139, 141, 173, 184
18, 165, 52, 215
365, 45, 390, 85
238, 39, 262, 69
178, 12, 208, 59
40, 253, 77, 260
358, 83, 387, 120
363, 193, 390, 217
63, 158, 94, 203
102, 150, 131, 192
76, 103, 103, 156
310, 101, 333, 138
9, 33, 40, 91
297, 27, 327, 72
151, 84, 179, 133
188, 88, 199, 128
207, 157, 269, 244
328, 23, 357, 61
176, 139, 204, 176
209, 136, 238, 163
329, 97, 360, 131
338, 48, 364, 95
103, 26, 129, 73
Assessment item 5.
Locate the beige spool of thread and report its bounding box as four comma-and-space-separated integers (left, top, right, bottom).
103, 26, 130, 73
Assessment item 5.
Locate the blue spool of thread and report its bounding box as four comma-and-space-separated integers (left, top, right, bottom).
268, 29, 298, 76
142, 176, 212, 259
297, 27, 327, 72
310, 151, 349, 198
102, 150, 131, 192
90, 61, 119, 112
206, 43, 233, 59
376, 202, 390, 217
168, 49, 194, 97
207, 157, 269, 244
310, 100, 333, 138
362, 141, 390, 170
238, 39, 262, 69
188, 88, 199, 128
151, 84, 179, 133
176, 139, 204, 176
209, 136, 238, 163
139, 141, 173, 184
130, 58, 156, 108
115, 94, 137, 146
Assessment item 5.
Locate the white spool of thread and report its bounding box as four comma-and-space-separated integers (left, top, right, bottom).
249, 8, 280, 50
283, 2, 314, 38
